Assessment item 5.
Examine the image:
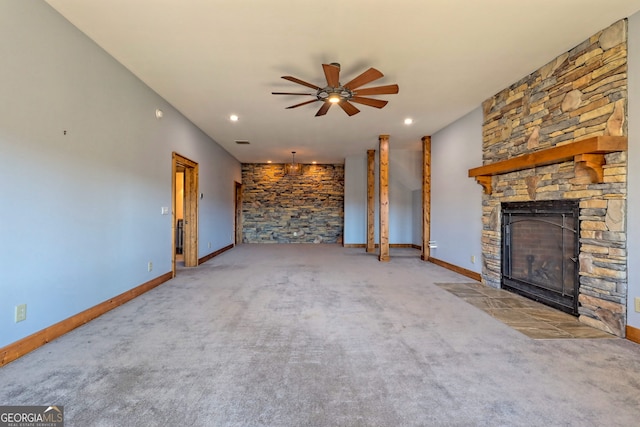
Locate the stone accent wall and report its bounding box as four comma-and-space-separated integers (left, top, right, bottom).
242, 164, 344, 244
480, 20, 628, 336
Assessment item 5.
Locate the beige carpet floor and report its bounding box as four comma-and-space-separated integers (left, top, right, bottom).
1, 244, 639, 426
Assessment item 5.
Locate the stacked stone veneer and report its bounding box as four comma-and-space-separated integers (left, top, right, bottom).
242, 164, 344, 244
480, 20, 628, 336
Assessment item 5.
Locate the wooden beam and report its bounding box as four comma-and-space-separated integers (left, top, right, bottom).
468, 136, 626, 195
379, 135, 390, 262
421, 136, 431, 261
184, 164, 199, 267
468, 136, 626, 177
367, 149, 376, 253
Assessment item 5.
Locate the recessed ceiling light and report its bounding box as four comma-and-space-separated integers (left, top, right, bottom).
230, 114, 239, 121
267, 160, 272, 164
404, 118, 413, 125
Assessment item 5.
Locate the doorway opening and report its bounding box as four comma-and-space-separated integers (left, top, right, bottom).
172, 152, 199, 277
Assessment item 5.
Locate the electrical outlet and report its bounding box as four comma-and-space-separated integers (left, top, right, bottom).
15, 304, 26, 323
635, 297, 640, 313
148, 261, 153, 272
471, 255, 476, 264
208, 242, 212, 249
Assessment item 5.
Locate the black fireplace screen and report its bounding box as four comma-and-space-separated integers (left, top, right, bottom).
501, 200, 579, 315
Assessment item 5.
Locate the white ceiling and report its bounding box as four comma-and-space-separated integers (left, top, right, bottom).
45, 0, 640, 164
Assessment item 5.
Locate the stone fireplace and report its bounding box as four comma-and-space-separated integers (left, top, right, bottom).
472, 20, 629, 336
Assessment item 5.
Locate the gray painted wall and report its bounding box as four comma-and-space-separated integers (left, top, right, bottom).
412, 190, 422, 247
389, 150, 421, 244
344, 121, 482, 265
344, 149, 420, 246
0, 1, 241, 347
627, 12, 639, 329
430, 108, 483, 273
343, 155, 369, 244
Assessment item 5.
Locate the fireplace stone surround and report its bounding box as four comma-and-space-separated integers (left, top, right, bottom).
475, 20, 628, 337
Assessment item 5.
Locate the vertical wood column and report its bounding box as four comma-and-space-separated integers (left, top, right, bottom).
421, 135, 432, 261
378, 135, 390, 262
184, 164, 199, 267
366, 149, 376, 253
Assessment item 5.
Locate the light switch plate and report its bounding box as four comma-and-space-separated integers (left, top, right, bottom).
635, 297, 640, 313
15, 304, 26, 322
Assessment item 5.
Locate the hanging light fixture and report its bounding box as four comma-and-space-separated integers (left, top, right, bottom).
285, 151, 302, 176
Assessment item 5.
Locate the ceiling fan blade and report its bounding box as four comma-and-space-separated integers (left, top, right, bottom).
315, 102, 332, 116
350, 97, 388, 109
343, 68, 384, 90
272, 92, 316, 96
286, 99, 321, 109
353, 84, 399, 96
338, 100, 360, 116
281, 76, 321, 90
322, 63, 340, 87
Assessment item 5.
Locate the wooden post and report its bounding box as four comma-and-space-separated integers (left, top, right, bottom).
184, 164, 199, 267
421, 136, 431, 261
366, 149, 376, 253
379, 135, 390, 262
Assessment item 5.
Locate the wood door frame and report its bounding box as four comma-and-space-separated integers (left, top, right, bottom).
421, 136, 431, 261
172, 152, 199, 277
234, 181, 242, 245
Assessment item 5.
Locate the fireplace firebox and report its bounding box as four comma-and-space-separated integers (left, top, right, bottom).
501, 200, 580, 315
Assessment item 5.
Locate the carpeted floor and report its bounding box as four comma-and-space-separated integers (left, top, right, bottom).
1, 244, 640, 426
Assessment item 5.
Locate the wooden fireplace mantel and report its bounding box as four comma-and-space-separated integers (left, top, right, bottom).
468, 136, 628, 194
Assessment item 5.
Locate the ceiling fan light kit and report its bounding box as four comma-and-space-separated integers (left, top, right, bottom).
272, 63, 399, 117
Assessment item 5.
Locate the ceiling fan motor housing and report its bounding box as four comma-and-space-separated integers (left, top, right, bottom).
317, 86, 353, 101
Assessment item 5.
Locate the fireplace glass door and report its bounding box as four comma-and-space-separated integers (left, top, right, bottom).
501, 200, 579, 315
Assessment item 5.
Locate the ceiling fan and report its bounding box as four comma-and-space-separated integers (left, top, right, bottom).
272, 63, 399, 117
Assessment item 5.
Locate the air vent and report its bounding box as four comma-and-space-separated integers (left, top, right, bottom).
235, 140, 250, 145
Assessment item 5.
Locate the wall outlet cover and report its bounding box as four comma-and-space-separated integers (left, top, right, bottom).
15, 304, 27, 322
